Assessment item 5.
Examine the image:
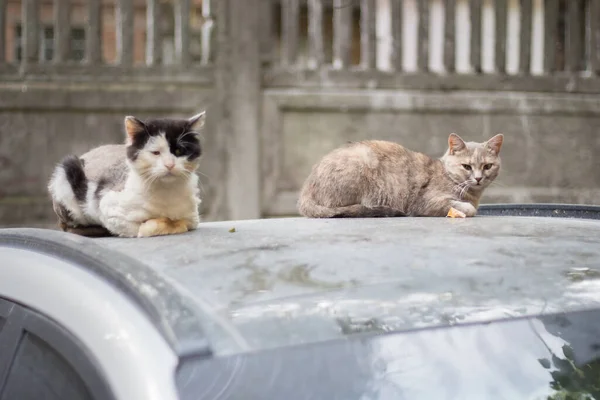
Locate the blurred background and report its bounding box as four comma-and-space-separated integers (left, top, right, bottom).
0, 0, 599, 228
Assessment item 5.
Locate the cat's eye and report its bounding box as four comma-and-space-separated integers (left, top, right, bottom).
175, 149, 182, 156
462, 164, 472, 171
151, 150, 160, 155
483, 164, 493, 170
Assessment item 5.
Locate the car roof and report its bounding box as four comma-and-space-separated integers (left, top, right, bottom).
2, 204, 600, 358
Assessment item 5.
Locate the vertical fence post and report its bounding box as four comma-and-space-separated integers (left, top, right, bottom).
175, 0, 191, 65
86, 0, 102, 65
146, 0, 162, 65
308, 0, 324, 69
565, 0, 582, 73
259, 0, 273, 64
519, 0, 532, 74
470, 0, 482, 72
417, 0, 429, 72
590, 0, 600, 74
116, 0, 133, 66
54, 0, 70, 63
391, 0, 403, 71
282, 0, 299, 66
495, 0, 507, 73
333, 0, 352, 68
444, 0, 456, 72
360, 0, 376, 69
22, 0, 39, 65
0, 0, 6, 63
543, 0, 558, 73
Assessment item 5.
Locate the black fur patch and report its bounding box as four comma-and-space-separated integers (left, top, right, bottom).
126, 118, 202, 161
53, 201, 73, 224
95, 177, 108, 199
61, 155, 87, 202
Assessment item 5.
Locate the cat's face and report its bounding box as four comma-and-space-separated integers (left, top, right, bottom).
124, 112, 205, 182
442, 133, 503, 191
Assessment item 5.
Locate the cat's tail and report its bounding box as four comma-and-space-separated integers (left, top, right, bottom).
298, 196, 406, 218
48, 155, 89, 227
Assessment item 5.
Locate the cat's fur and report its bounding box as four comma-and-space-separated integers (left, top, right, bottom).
298, 133, 504, 218
48, 112, 206, 237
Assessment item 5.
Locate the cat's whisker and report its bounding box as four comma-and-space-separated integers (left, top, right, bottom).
196, 170, 211, 182
453, 182, 469, 198
489, 181, 507, 188
460, 185, 469, 199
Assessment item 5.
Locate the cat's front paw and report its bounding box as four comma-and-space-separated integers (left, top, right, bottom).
138, 218, 189, 238
450, 201, 477, 217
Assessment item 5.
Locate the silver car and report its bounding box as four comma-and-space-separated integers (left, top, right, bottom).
1, 203, 600, 400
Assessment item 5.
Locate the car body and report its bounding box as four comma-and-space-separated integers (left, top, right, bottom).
1, 203, 600, 400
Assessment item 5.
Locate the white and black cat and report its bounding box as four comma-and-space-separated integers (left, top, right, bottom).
48, 112, 206, 238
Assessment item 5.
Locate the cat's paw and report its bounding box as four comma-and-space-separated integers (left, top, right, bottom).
450, 201, 477, 217
138, 218, 189, 238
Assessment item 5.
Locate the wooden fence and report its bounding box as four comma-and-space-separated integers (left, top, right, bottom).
262, 0, 600, 92
0, 0, 215, 79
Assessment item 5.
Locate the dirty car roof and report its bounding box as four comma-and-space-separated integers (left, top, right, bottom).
87, 212, 600, 356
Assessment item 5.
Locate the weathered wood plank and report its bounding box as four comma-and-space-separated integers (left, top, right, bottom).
0, 0, 6, 62
116, 0, 133, 65
201, 0, 215, 65
282, 0, 300, 65
146, 0, 161, 65
444, 0, 456, 72
391, 0, 403, 71
22, 0, 39, 64
308, 0, 324, 69
417, 0, 429, 72
259, 0, 274, 63
86, 0, 102, 65
360, 0, 377, 69
543, 0, 558, 73
519, 0, 532, 74
470, 0, 482, 72
495, 0, 507, 73
565, 0, 582, 72
175, 0, 191, 65
333, 0, 352, 68
590, 0, 600, 74
53, 0, 70, 63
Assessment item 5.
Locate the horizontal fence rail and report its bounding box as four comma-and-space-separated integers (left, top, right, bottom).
0, 0, 215, 81
264, 0, 600, 93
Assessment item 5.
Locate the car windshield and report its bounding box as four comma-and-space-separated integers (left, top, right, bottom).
176, 307, 600, 400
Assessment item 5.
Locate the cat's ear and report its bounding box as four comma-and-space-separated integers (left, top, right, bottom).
485, 133, 504, 155
124, 116, 147, 144
448, 133, 466, 155
187, 111, 206, 130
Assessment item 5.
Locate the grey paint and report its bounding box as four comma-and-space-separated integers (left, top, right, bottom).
0, 227, 212, 357
90, 215, 600, 356
0, 247, 179, 400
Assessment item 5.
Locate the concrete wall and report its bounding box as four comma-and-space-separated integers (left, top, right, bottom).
3, 85, 599, 227
261, 89, 600, 216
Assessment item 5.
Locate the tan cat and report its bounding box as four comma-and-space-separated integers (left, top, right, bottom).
297, 133, 504, 218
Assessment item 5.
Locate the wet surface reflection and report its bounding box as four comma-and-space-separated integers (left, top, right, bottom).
177, 308, 600, 400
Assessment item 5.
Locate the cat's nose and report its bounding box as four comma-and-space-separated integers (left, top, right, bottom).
165, 162, 175, 170
475, 177, 482, 183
